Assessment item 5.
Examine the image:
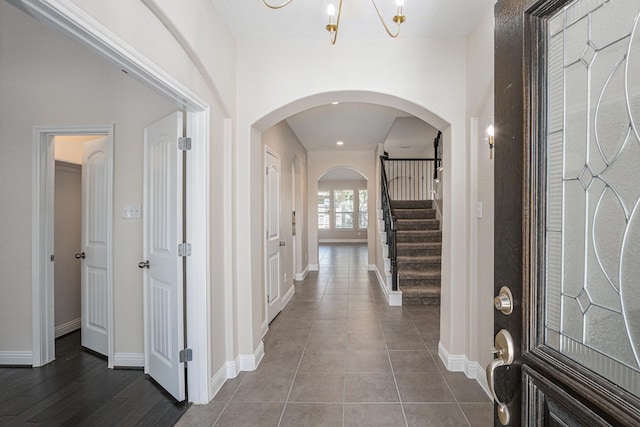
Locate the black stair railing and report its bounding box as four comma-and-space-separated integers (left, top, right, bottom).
380, 156, 398, 292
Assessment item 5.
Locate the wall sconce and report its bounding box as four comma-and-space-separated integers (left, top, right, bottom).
486, 123, 495, 160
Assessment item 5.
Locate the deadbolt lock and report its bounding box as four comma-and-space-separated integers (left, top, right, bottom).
494, 286, 513, 315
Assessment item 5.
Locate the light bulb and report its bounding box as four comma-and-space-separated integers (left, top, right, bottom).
396, 0, 405, 6
327, 4, 336, 17
487, 124, 494, 137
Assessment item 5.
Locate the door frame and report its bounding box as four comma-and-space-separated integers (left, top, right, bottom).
32, 126, 114, 368
21, 0, 211, 404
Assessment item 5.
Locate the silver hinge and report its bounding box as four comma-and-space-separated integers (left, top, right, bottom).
179, 348, 193, 363
178, 243, 192, 257
178, 136, 192, 151
266, 166, 269, 175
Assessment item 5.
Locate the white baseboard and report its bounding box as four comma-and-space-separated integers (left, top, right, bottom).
438, 342, 492, 399
318, 239, 368, 243
295, 265, 309, 281
209, 363, 228, 401
309, 264, 319, 271
238, 340, 265, 371
0, 351, 33, 366
113, 352, 144, 368
226, 360, 238, 379
55, 318, 80, 338
375, 266, 402, 306
282, 284, 295, 307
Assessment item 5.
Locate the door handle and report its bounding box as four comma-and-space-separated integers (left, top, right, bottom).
486, 329, 515, 425
74, 252, 86, 259
138, 260, 150, 269
279, 241, 286, 246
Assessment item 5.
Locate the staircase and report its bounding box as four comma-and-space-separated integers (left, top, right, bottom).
391, 200, 441, 305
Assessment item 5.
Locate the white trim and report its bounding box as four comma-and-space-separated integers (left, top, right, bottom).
309, 264, 319, 271
32, 126, 115, 369
54, 318, 81, 338
17, 0, 211, 403
374, 266, 402, 306
438, 342, 492, 400
262, 320, 269, 339
295, 265, 309, 281
318, 239, 368, 243
223, 118, 236, 378
0, 351, 33, 366
282, 284, 295, 307
113, 353, 145, 368
367, 264, 376, 271
238, 341, 265, 371
226, 360, 238, 379
209, 363, 228, 401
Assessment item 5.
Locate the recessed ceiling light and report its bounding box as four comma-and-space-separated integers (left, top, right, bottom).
336, 141, 344, 146
331, 102, 339, 105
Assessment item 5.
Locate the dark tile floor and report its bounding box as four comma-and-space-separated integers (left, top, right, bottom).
177, 243, 493, 427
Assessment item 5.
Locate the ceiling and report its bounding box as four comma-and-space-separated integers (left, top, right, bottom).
209, 0, 492, 154
210, 0, 495, 40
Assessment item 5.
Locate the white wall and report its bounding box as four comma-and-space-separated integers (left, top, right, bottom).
0, 3, 178, 353
237, 37, 469, 356
15, 0, 239, 396
462, 6, 495, 390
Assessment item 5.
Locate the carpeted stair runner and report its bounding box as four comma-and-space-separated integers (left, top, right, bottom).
391, 200, 441, 305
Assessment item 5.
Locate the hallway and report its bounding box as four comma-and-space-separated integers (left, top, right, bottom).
178, 243, 491, 426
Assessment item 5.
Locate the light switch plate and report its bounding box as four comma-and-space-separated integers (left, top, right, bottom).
121, 204, 141, 219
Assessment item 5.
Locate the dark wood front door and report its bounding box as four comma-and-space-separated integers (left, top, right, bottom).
494, 0, 640, 425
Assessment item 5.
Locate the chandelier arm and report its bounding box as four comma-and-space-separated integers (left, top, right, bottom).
330, 0, 343, 45
262, 0, 295, 10
370, 0, 402, 38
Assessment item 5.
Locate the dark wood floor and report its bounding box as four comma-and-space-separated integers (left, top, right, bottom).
0, 331, 189, 426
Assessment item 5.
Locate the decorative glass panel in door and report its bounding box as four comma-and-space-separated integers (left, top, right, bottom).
544, 0, 640, 398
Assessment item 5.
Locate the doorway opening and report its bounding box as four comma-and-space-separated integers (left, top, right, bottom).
33, 127, 115, 368
316, 167, 369, 272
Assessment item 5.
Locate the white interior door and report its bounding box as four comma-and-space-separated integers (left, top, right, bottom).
265, 147, 282, 323
143, 112, 185, 402
80, 136, 110, 356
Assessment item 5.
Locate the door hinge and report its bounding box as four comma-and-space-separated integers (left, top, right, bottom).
266, 167, 269, 175
179, 348, 193, 363
178, 136, 192, 151
178, 243, 192, 257
267, 294, 270, 303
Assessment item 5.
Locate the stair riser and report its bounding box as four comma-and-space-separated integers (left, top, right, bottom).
396, 221, 440, 231
394, 210, 436, 219
400, 278, 441, 287
396, 247, 442, 256
396, 233, 442, 243
397, 262, 441, 271
390, 200, 433, 209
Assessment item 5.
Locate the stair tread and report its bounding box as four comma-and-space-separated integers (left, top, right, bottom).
397, 242, 441, 247
397, 255, 441, 261
396, 230, 441, 234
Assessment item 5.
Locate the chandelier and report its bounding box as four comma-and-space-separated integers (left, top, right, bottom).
262, 0, 406, 45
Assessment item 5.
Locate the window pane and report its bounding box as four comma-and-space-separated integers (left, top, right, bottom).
317, 190, 330, 229
335, 213, 354, 229
359, 190, 368, 212
334, 190, 354, 213
359, 212, 368, 229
